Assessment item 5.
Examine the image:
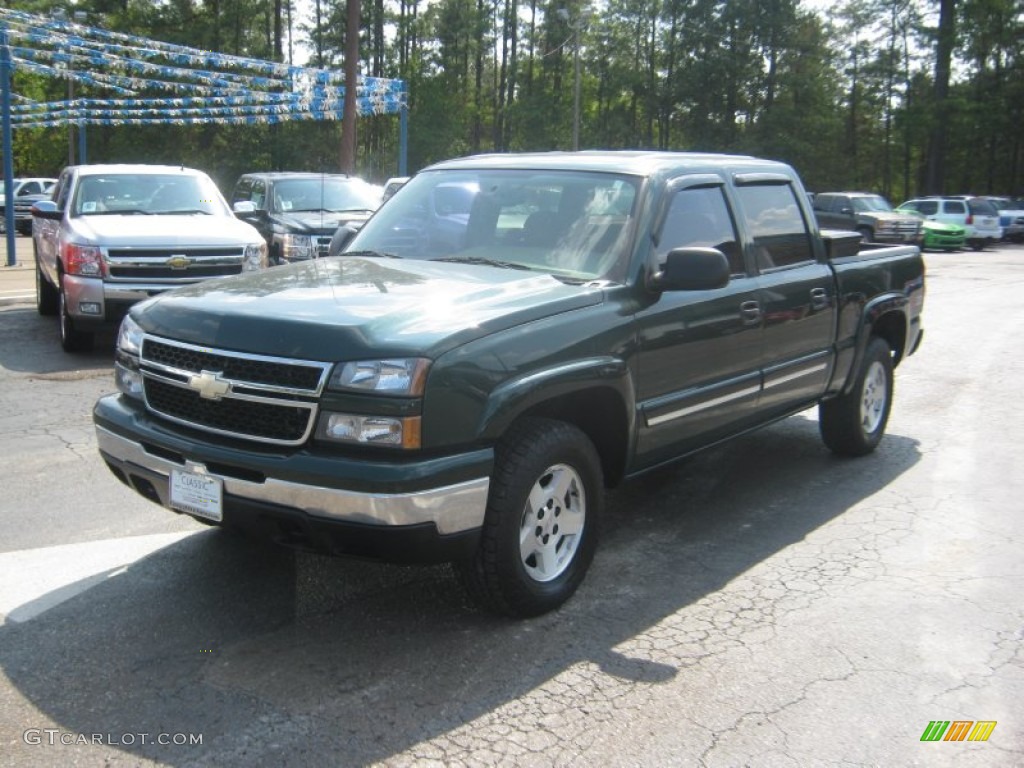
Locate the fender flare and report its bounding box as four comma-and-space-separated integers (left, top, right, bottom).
841, 292, 908, 396
477, 356, 635, 442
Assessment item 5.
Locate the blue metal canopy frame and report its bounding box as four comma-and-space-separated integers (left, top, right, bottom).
1, 8, 408, 267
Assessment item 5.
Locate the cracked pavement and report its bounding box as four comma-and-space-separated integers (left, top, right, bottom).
0, 243, 1021, 766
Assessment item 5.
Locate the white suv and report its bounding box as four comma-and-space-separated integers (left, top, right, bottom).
898, 196, 1002, 250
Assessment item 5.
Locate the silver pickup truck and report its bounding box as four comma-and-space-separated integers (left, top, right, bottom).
32, 164, 268, 352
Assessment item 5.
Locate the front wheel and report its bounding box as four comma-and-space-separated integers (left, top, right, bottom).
36, 255, 58, 316
58, 276, 94, 353
457, 417, 603, 618
819, 337, 894, 456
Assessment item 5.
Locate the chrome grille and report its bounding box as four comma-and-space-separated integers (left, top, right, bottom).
105, 246, 246, 283
139, 336, 332, 445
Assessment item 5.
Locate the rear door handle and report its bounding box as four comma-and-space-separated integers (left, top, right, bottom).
740, 300, 761, 325
810, 287, 830, 310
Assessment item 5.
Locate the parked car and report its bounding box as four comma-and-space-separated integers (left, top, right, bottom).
897, 196, 1002, 250
94, 150, 925, 617
32, 164, 267, 352
381, 176, 411, 204
811, 192, 921, 244
231, 172, 383, 264
896, 208, 966, 251
0, 177, 57, 233
983, 196, 1024, 242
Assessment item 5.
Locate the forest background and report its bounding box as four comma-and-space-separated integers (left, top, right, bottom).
5, 0, 1023, 202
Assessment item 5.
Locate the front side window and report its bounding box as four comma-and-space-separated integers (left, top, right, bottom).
348, 169, 640, 284
735, 183, 814, 270
916, 200, 938, 215
656, 185, 743, 275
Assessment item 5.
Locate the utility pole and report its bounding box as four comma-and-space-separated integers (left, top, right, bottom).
340, 0, 359, 174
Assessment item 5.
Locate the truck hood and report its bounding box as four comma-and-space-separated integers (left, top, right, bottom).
70, 214, 262, 246
134, 256, 604, 360
271, 210, 373, 235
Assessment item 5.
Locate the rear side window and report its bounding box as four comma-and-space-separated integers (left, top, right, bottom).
943, 201, 966, 215
735, 184, 814, 270
967, 199, 998, 215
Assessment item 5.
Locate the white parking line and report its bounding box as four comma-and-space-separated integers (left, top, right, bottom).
0, 532, 196, 624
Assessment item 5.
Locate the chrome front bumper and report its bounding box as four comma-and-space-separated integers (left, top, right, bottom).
95, 426, 490, 535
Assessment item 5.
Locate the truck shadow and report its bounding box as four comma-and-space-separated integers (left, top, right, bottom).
0, 306, 117, 374
0, 415, 921, 765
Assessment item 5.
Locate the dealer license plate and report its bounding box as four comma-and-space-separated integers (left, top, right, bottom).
170, 468, 223, 522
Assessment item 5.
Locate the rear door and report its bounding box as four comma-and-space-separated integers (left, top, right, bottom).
733, 176, 836, 415
633, 175, 763, 468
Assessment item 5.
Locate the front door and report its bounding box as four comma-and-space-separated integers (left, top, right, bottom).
634, 177, 763, 469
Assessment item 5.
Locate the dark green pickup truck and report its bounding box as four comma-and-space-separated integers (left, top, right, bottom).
94, 151, 925, 617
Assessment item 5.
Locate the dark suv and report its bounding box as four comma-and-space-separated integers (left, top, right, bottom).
231, 172, 382, 264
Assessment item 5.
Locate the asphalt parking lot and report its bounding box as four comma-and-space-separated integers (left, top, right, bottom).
0, 236, 1021, 766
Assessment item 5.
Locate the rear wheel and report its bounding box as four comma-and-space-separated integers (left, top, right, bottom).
969, 239, 984, 251
820, 337, 893, 456
58, 275, 94, 353
457, 417, 603, 618
857, 226, 874, 244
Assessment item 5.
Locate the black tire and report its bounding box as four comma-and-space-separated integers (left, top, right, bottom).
58, 275, 94, 353
457, 417, 603, 618
969, 239, 984, 251
35, 256, 58, 316
819, 337, 894, 456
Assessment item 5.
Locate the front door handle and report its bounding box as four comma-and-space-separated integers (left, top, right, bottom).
740, 300, 761, 325
810, 287, 830, 311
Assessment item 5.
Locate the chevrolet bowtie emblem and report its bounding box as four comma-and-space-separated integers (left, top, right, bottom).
188, 370, 231, 400
166, 255, 191, 269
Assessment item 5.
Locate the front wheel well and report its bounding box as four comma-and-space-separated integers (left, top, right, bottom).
517, 387, 629, 488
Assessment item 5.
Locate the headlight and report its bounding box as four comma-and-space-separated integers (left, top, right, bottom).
274, 233, 314, 262
114, 315, 145, 399
329, 358, 430, 396
244, 241, 268, 271
316, 413, 421, 449
117, 314, 144, 356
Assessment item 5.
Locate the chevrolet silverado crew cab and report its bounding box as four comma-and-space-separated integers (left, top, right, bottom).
32, 164, 268, 352
94, 151, 925, 618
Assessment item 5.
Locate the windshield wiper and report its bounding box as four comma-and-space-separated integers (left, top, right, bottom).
433, 256, 533, 271
153, 209, 213, 215
82, 209, 154, 215
343, 249, 401, 259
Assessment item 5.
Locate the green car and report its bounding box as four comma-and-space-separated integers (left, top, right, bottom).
897, 207, 965, 250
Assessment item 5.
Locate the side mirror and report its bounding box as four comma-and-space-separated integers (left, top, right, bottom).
30, 200, 63, 220
327, 224, 358, 258
649, 247, 730, 292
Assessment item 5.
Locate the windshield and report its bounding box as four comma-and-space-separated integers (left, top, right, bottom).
346, 169, 640, 283
272, 178, 382, 213
852, 195, 894, 213
72, 173, 229, 216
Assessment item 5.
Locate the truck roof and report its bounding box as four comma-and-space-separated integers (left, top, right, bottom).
423, 150, 793, 178
68, 164, 209, 177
